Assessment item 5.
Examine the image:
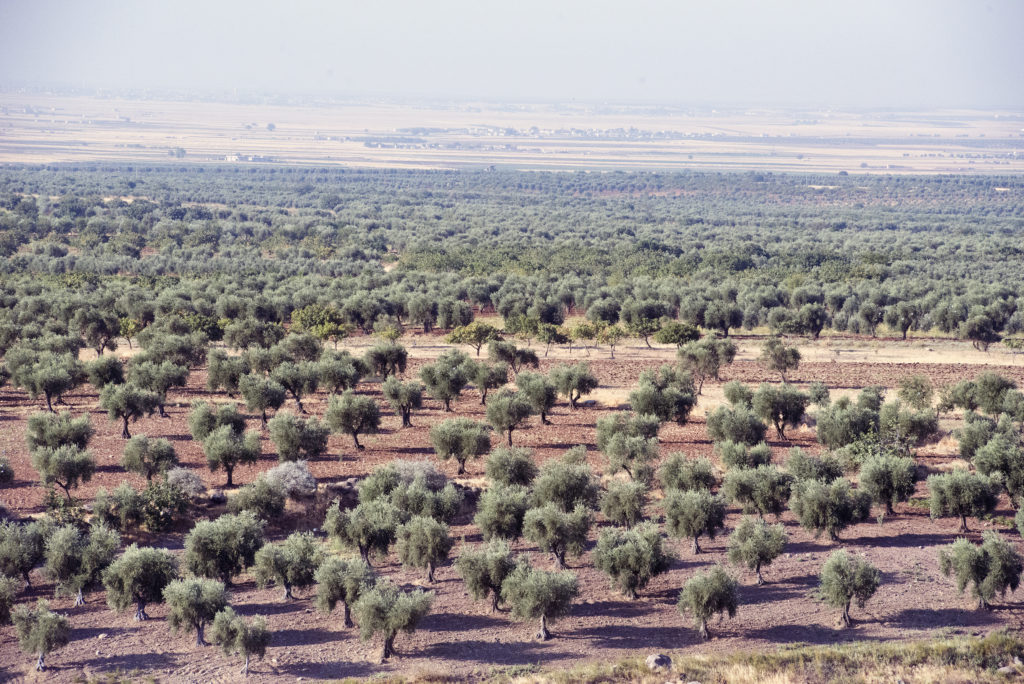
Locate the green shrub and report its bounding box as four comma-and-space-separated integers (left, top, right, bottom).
593, 522, 672, 599
818, 550, 881, 628
678, 565, 738, 640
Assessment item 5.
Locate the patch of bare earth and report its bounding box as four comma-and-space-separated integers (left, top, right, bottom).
1, 340, 1022, 681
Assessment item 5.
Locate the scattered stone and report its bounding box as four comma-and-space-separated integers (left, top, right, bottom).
96, 633, 108, 640
1015, 656, 1022, 666
95, 650, 101, 656
645, 653, 671, 672
997, 665, 1015, 675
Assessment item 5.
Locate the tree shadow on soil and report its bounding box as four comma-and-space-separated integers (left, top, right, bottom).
273, 626, 344, 648
572, 623, 683, 650
886, 607, 1001, 630
276, 659, 379, 680
81, 652, 178, 672
418, 639, 575, 666
422, 612, 507, 632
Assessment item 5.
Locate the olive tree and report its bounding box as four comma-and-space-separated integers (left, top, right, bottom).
382, 376, 424, 427
940, 532, 1023, 611
270, 361, 320, 413
326, 391, 380, 449
202, 425, 261, 487
549, 362, 598, 409
677, 565, 738, 640
722, 465, 793, 519
268, 411, 329, 462
184, 511, 265, 585
363, 342, 408, 379
727, 516, 787, 585
31, 445, 94, 500
663, 489, 726, 554
99, 382, 160, 438
531, 455, 600, 511
103, 544, 178, 620
858, 454, 917, 518
122, 435, 178, 481
484, 446, 537, 487
516, 371, 558, 424
163, 578, 228, 646
44, 523, 119, 606
817, 550, 880, 628
593, 522, 672, 599
706, 405, 767, 446
352, 578, 433, 661
396, 515, 453, 583
12, 599, 70, 671
253, 532, 322, 600
238, 373, 287, 428
523, 503, 592, 569
207, 349, 250, 397
789, 479, 871, 541
315, 556, 376, 627
752, 383, 809, 440
488, 340, 539, 375
759, 337, 800, 382
210, 607, 271, 676
419, 349, 471, 411
677, 335, 737, 394
486, 388, 534, 446
474, 484, 530, 541
128, 360, 188, 417
500, 560, 579, 640
429, 417, 491, 475
465, 361, 508, 405
927, 470, 1000, 532
25, 410, 92, 451
324, 499, 402, 566
456, 541, 515, 613
658, 454, 717, 492
600, 479, 648, 527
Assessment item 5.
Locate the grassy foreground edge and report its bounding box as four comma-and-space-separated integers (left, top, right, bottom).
323, 630, 1024, 683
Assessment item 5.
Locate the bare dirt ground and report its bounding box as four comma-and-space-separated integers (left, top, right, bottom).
2, 334, 1024, 682
1, 94, 1021, 174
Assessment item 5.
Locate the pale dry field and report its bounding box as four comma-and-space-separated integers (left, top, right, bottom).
1, 94, 1022, 173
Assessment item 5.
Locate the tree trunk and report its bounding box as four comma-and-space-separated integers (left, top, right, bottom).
135, 599, 148, 621
541, 411, 551, 425
457, 460, 466, 475
506, 429, 513, 446
226, 466, 234, 487
427, 561, 435, 583
36, 653, 45, 672
537, 614, 551, 641
243, 654, 250, 676
756, 564, 764, 586
402, 409, 412, 428
554, 549, 567, 570
122, 416, 131, 439
360, 546, 371, 566
841, 601, 852, 628
75, 588, 85, 606
294, 394, 305, 414
692, 537, 702, 554
960, 515, 969, 533
698, 618, 709, 640
45, 392, 55, 412
261, 410, 268, 429
283, 582, 293, 600
352, 433, 363, 449
490, 592, 500, 613
344, 602, 354, 628
381, 634, 396, 661
196, 623, 206, 647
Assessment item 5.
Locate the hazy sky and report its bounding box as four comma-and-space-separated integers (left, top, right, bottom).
2, 0, 1022, 107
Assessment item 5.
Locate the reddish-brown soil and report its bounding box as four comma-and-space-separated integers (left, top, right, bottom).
1, 344, 1023, 682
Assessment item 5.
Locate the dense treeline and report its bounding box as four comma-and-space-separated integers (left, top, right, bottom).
1, 166, 1023, 350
